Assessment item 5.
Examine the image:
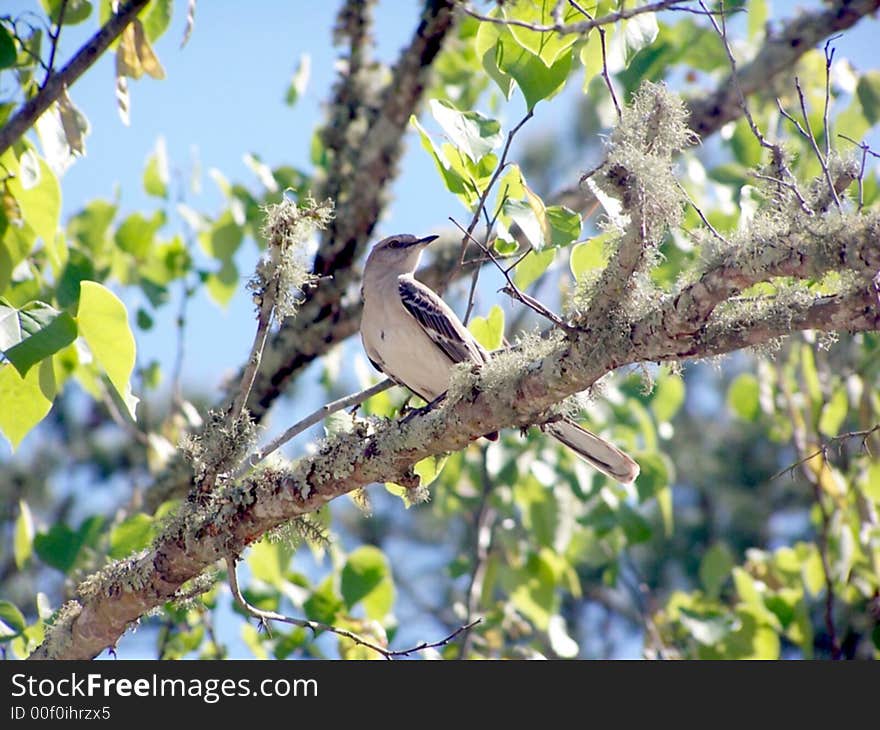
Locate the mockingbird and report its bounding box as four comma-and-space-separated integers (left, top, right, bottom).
360, 233, 640, 484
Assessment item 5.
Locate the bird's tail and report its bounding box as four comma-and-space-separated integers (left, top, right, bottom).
546, 418, 640, 484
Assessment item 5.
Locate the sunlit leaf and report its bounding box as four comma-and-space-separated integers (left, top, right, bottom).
341, 546, 394, 620
0, 360, 56, 450
468, 304, 505, 350
429, 99, 502, 164
14, 500, 34, 569
76, 281, 138, 419
109, 513, 155, 559
727, 373, 760, 421
513, 247, 554, 290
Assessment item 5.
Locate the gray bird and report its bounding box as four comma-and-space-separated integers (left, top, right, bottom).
360, 233, 639, 483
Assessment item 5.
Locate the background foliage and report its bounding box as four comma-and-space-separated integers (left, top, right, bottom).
1, 0, 879, 659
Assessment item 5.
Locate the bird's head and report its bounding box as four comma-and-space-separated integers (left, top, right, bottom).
365, 233, 439, 276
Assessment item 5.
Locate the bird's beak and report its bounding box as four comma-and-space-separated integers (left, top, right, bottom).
415, 234, 439, 247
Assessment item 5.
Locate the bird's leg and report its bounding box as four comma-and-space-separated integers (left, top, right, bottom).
397, 393, 415, 417
401, 392, 447, 424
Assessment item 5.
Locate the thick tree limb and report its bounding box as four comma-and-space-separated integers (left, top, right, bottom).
31, 203, 880, 658
0, 0, 150, 158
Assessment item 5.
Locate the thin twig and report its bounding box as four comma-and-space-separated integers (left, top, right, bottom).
226, 556, 480, 659
569, 0, 621, 119
674, 179, 728, 243
750, 172, 814, 215
236, 379, 394, 478
42, 0, 69, 88
450, 218, 578, 334
0, 0, 150, 157
463, 0, 702, 35
822, 36, 842, 159
838, 134, 880, 213
794, 77, 842, 211
445, 110, 534, 289
771, 424, 880, 481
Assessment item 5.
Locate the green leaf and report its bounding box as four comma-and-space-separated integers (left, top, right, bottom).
863, 461, 880, 503
699, 543, 734, 599
678, 607, 737, 645
730, 118, 763, 167
618, 503, 653, 544
341, 546, 393, 619
651, 372, 685, 423
0, 25, 16, 69
503, 198, 546, 250
474, 21, 514, 99
40, 0, 93, 25
14, 500, 34, 569
513, 247, 554, 290
115, 210, 165, 259
1, 301, 77, 377
34, 518, 103, 574
509, 551, 557, 631
429, 99, 502, 164
727, 373, 760, 421
477, 14, 572, 109
410, 115, 471, 203
501, 39, 573, 109
76, 281, 138, 419
0, 360, 56, 450
247, 538, 292, 588
622, 12, 659, 60
747, 0, 768, 39
545, 206, 581, 248
108, 513, 155, 559
413, 453, 448, 488
143, 137, 169, 198
67, 199, 116, 254
303, 578, 344, 625
198, 211, 243, 260
285, 53, 311, 106
205, 259, 238, 308
8, 151, 60, 248
817, 386, 848, 437
0, 601, 26, 640
140, 0, 172, 42
503, 0, 581, 67
468, 304, 505, 350
569, 232, 611, 280
856, 70, 880, 125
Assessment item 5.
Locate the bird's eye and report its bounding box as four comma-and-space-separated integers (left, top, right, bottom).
387, 239, 401, 249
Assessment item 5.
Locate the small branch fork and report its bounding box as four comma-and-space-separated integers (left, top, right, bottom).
449, 218, 578, 334
0, 0, 151, 157
463, 0, 711, 35
771, 424, 880, 482
225, 557, 479, 660
234, 379, 394, 479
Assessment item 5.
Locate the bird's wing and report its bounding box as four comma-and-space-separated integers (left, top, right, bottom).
398, 276, 487, 365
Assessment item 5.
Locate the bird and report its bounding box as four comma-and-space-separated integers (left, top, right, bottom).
359, 233, 640, 484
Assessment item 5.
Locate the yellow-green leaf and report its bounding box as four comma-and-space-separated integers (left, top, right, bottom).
513, 247, 554, 290
14, 500, 34, 569
76, 281, 138, 419
0, 360, 56, 450
468, 304, 505, 350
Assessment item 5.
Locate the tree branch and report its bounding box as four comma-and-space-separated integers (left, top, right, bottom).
31, 208, 880, 659
687, 0, 880, 138
0, 0, 150, 158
